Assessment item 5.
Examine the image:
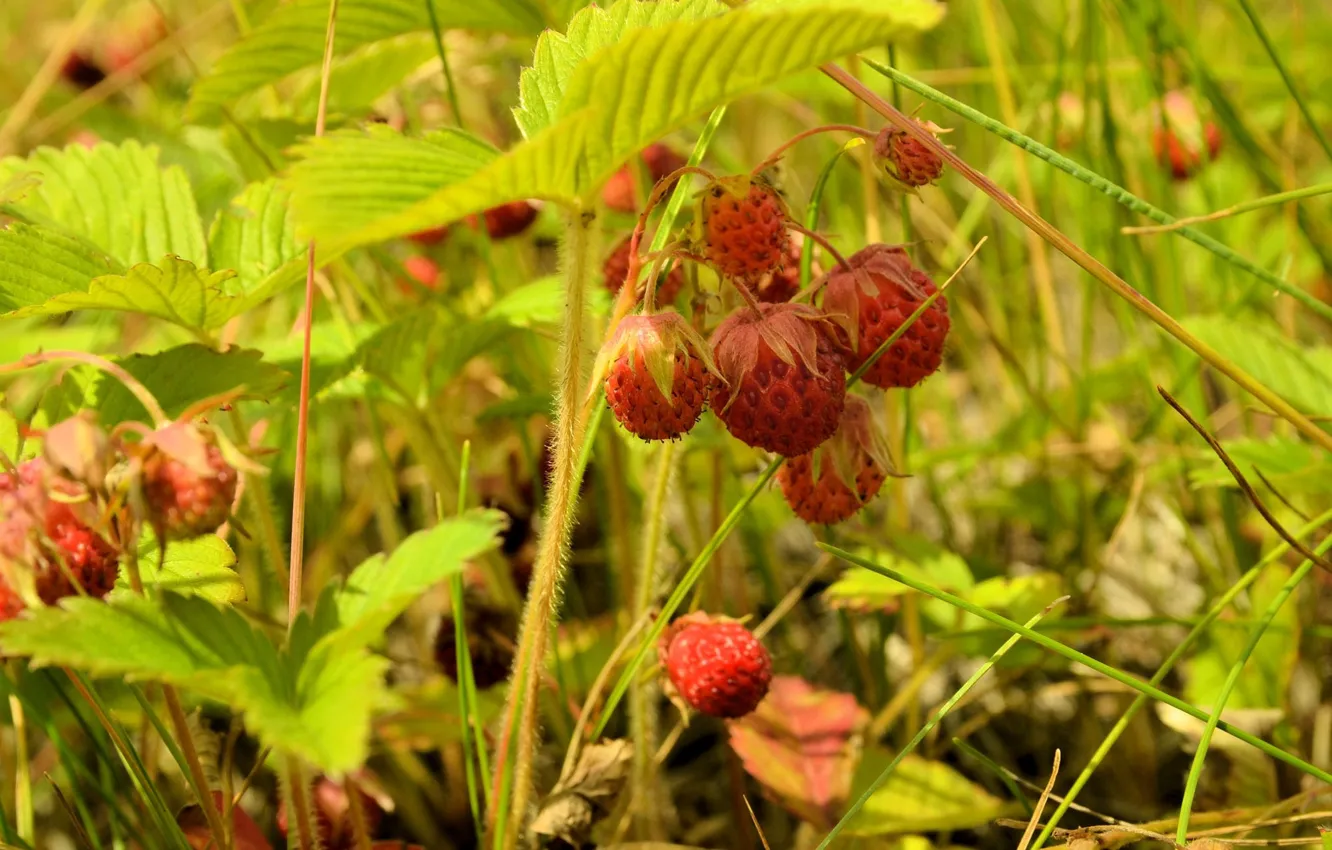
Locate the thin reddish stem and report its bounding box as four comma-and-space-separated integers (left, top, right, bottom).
787, 222, 851, 271
625, 164, 717, 287
4, 351, 168, 426
749, 124, 875, 178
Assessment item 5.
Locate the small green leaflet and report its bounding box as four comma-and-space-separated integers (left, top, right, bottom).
0, 222, 126, 312
1184, 314, 1332, 415
95, 344, 290, 425
208, 179, 306, 307
120, 530, 244, 604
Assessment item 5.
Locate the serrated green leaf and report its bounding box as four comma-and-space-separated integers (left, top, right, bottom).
119, 530, 244, 603
485, 275, 565, 326
96, 344, 289, 425
846, 750, 1014, 836
2, 256, 239, 331
187, 0, 545, 119
1184, 314, 1332, 415
0, 592, 385, 772
208, 179, 305, 307
1188, 436, 1331, 494
0, 141, 207, 266
824, 536, 974, 611
289, 34, 438, 121
514, 0, 727, 138
334, 509, 506, 651
0, 222, 127, 312
289, 0, 943, 249
287, 126, 499, 250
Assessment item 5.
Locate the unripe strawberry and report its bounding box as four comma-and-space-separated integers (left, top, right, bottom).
596, 312, 718, 442
138, 422, 239, 540
602, 143, 688, 213
874, 118, 947, 188
695, 176, 792, 280
709, 303, 845, 457
1152, 91, 1222, 180
602, 236, 685, 304
434, 596, 517, 689
777, 396, 892, 524
658, 612, 772, 719
820, 244, 948, 389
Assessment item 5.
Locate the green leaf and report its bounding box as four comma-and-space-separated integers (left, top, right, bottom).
513, 0, 727, 138
0, 141, 207, 266
0, 222, 126, 313
208, 179, 306, 308
1184, 314, 1332, 415
1188, 436, 1332, 494
0, 592, 386, 772
286, 126, 499, 250
96, 344, 289, 425
120, 530, 244, 603
187, 0, 546, 119
334, 509, 506, 651
1, 256, 240, 331
845, 750, 1014, 835
824, 535, 974, 612
288, 0, 943, 249
485, 276, 566, 327
289, 34, 439, 121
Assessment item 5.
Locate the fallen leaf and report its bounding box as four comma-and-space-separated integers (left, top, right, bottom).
728, 676, 868, 829
530, 738, 634, 846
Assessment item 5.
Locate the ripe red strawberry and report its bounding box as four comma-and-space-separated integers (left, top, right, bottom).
602, 143, 688, 213
1152, 91, 1222, 180
407, 225, 448, 245
602, 236, 685, 304
434, 596, 517, 689
658, 612, 772, 719
874, 118, 946, 188
60, 51, 107, 90
754, 233, 817, 304
400, 255, 441, 293
777, 396, 891, 524
709, 303, 845, 457
820, 244, 948, 389
139, 423, 239, 540
597, 312, 717, 442
695, 176, 791, 280
475, 200, 539, 240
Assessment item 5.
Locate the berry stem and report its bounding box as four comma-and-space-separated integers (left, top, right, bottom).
346, 776, 374, 850
748, 123, 875, 178
624, 164, 717, 300
163, 686, 232, 850
726, 277, 765, 316
5, 351, 167, 426
283, 756, 316, 850
786, 221, 852, 271
640, 249, 674, 314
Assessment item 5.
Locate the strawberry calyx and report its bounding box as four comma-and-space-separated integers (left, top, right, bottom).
591, 311, 721, 405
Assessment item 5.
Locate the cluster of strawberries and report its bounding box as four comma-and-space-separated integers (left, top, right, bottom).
0, 412, 242, 620
595, 121, 952, 528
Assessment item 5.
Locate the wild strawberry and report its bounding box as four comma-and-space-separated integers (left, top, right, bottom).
695, 176, 791, 280
138, 423, 239, 540
60, 51, 106, 90
277, 776, 384, 850
709, 303, 845, 456
476, 200, 539, 240
658, 612, 772, 719
407, 225, 448, 245
777, 396, 891, 524
820, 244, 948, 389
602, 236, 685, 304
597, 312, 717, 442
874, 119, 947, 188
1152, 91, 1222, 180
434, 596, 517, 689
602, 143, 688, 213
180, 791, 271, 850
400, 255, 440, 293
754, 233, 816, 304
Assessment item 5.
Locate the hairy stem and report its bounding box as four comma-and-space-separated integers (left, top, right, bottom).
163, 687, 230, 850
492, 208, 598, 846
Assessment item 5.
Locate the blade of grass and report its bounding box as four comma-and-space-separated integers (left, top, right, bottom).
800, 139, 865, 288
1232, 0, 1332, 162
817, 543, 1332, 786
1122, 182, 1332, 235
816, 598, 1067, 848
446, 442, 486, 845
858, 58, 1332, 324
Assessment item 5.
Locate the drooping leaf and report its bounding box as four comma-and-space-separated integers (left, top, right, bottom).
1184, 314, 1332, 415
1, 256, 240, 331
0, 592, 386, 772
334, 509, 507, 651
845, 750, 1014, 836
119, 530, 244, 604
728, 676, 868, 829
188, 0, 545, 119
513, 0, 727, 138
288, 0, 944, 249
0, 222, 127, 313
96, 344, 290, 425
0, 141, 207, 266
208, 179, 305, 307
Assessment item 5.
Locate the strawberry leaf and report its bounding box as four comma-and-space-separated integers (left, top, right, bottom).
1183, 314, 1332, 415
0, 222, 126, 312
208, 179, 308, 311
844, 750, 1014, 836
121, 529, 244, 604
728, 676, 868, 829
94, 343, 289, 425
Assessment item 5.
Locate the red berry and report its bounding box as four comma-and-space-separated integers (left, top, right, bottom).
1152, 91, 1221, 180
696, 176, 791, 280
401, 255, 440, 292
602, 236, 684, 304
277, 776, 383, 849
407, 225, 449, 245
820, 244, 948, 389
602, 143, 688, 213
599, 312, 716, 442
140, 423, 239, 540
60, 51, 106, 90
479, 200, 539, 240
434, 597, 517, 689
659, 612, 772, 719
709, 303, 845, 457
754, 233, 816, 304
874, 119, 946, 188
777, 396, 890, 524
